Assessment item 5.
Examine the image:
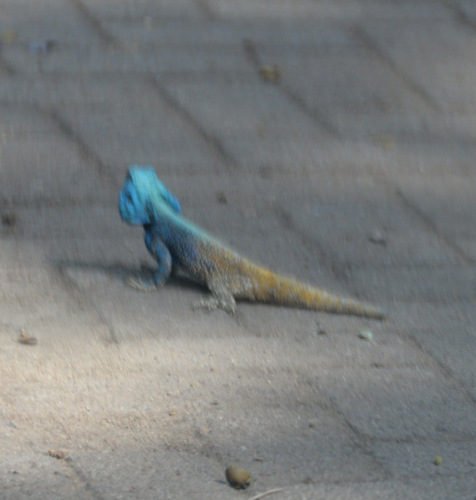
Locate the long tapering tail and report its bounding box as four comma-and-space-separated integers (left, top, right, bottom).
249, 266, 387, 320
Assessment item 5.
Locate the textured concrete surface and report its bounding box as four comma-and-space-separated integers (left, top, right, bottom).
0, 1, 475, 499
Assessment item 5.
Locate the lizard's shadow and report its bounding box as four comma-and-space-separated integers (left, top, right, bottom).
54, 260, 255, 327
54, 259, 206, 293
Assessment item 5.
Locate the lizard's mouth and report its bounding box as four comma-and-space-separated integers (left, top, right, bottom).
118, 193, 127, 220
118, 190, 146, 225
118, 192, 134, 223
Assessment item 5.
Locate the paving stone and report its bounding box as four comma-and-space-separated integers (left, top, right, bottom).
278, 475, 476, 500
57, 85, 224, 174
161, 79, 327, 140
372, 438, 476, 479
222, 136, 474, 177
217, 137, 331, 171
380, 301, 476, 395
350, 264, 476, 304
0, 105, 104, 204
258, 45, 434, 140
371, 140, 476, 177
57, 368, 382, 489
284, 181, 456, 269
0, 103, 58, 134
453, 0, 476, 24
0, 236, 102, 334
104, 17, 357, 47
317, 366, 476, 440
363, 18, 476, 112
79, 0, 206, 20
2, 41, 252, 76
70, 450, 228, 500
208, 0, 363, 20
0, 74, 154, 107
357, 0, 451, 20
0, 0, 99, 43
393, 174, 476, 262
408, 110, 476, 145
160, 78, 331, 168
0, 452, 94, 500
411, 326, 476, 400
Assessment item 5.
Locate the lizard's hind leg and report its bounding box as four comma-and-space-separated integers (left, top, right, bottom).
192, 278, 237, 315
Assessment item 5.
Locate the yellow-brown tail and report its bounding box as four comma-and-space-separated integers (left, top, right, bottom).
249, 266, 387, 320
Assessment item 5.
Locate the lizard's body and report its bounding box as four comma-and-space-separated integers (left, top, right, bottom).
119, 166, 386, 319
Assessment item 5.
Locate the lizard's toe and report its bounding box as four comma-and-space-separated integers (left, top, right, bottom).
125, 273, 158, 292
192, 296, 236, 315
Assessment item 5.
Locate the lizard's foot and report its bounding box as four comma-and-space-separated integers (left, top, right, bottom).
125, 261, 169, 291
125, 263, 158, 291
193, 280, 238, 314
193, 296, 237, 315
125, 273, 158, 291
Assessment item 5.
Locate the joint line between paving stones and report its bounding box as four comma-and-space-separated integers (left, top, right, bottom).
0, 195, 111, 210
146, 76, 238, 168
45, 107, 115, 184
394, 188, 475, 266
241, 39, 341, 138
62, 458, 107, 500
450, 1, 476, 34
318, 395, 391, 479
68, 0, 114, 44
404, 331, 476, 407
0, 45, 16, 76
195, 0, 218, 20
366, 180, 476, 406
275, 206, 356, 287
351, 25, 441, 113
280, 85, 342, 138
375, 173, 475, 266
56, 261, 120, 345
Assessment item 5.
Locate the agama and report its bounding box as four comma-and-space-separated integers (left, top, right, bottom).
119, 166, 386, 319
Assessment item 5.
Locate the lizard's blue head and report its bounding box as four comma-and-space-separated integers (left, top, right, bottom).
119, 166, 182, 225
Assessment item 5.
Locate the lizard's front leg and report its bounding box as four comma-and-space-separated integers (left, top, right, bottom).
126, 231, 172, 291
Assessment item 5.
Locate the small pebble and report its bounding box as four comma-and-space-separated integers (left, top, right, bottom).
2, 31, 17, 44
368, 229, 387, 246
48, 450, 67, 460
216, 192, 228, 204
225, 466, 251, 489
370, 134, 396, 150
18, 331, 38, 346
29, 39, 57, 55
1, 212, 17, 227
258, 64, 281, 83
357, 329, 373, 341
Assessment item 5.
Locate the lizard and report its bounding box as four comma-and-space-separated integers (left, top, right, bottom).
118, 166, 387, 320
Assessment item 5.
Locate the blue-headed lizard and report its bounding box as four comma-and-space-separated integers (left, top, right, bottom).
119, 166, 386, 320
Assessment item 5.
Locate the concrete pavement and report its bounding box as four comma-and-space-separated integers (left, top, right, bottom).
0, 0, 475, 498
